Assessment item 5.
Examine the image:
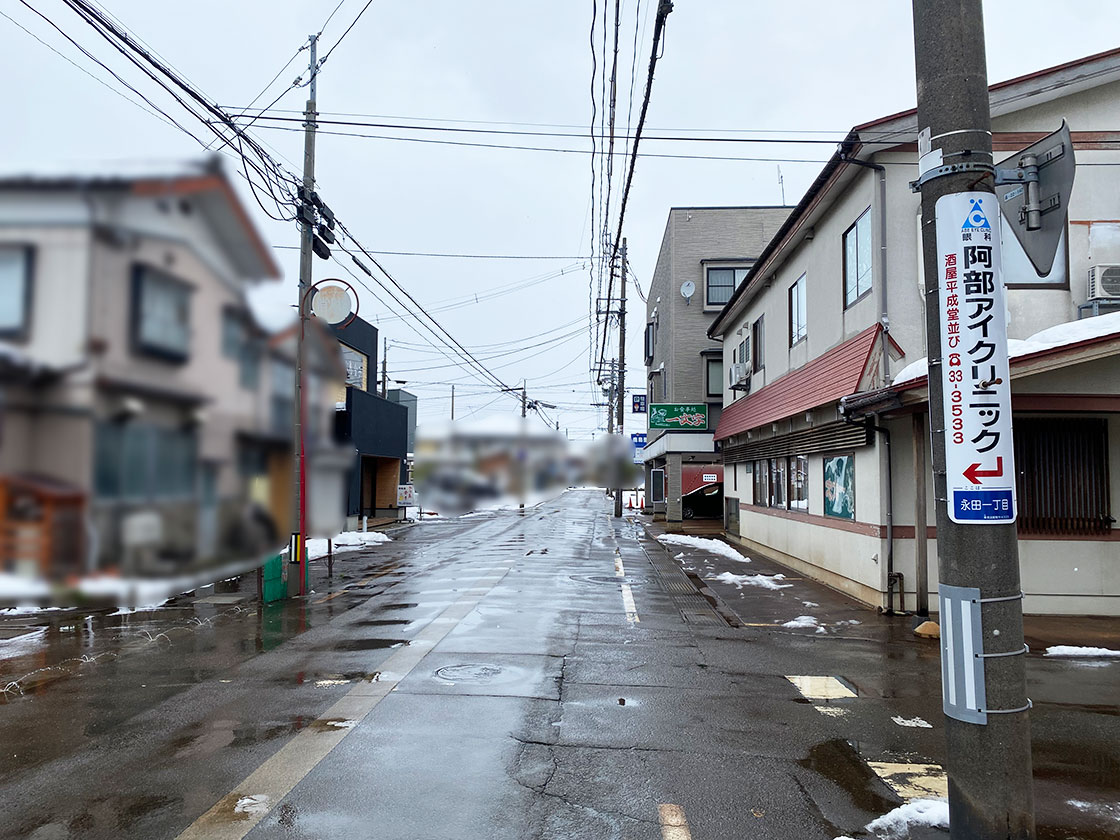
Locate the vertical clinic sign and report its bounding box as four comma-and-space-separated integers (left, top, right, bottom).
934, 192, 1016, 524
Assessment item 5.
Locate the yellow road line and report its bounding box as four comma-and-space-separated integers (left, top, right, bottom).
658, 804, 692, 840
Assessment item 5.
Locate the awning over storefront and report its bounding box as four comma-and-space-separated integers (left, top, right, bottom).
682, 464, 723, 496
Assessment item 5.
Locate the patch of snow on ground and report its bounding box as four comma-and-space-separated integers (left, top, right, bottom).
0, 573, 52, 601
657, 534, 750, 563
709, 571, 791, 591
802, 601, 819, 608
865, 799, 949, 838
1044, 645, 1120, 658
284, 531, 392, 561
782, 615, 820, 629
1068, 800, 1120, 823
892, 715, 933, 728
234, 795, 271, 817
327, 719, 358, 729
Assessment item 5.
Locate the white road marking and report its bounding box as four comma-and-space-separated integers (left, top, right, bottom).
786, 675, 856, 700
658, 804, 693, 840
867, 761, 948, 801
615, 551, 640, 624
175, 566, 512, 840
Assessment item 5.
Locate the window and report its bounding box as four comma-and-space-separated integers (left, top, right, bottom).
752, 459, 770, 507
751, 315, 765, 373
271, 360, 295, 436
789, 274, 807, 345
770, 458, 788, 508
706, 358, 723, 398
789, 455, 808, 510
737, 338, 750, 367
1015, 418, 1111, 535
644, 322, 656, 364
705, 267, 750, 307
94, 422, 197, 500
843, 209, 873, 307
0, 246, 33, 339
221, 308, 261, 389
132, 265, 191, 360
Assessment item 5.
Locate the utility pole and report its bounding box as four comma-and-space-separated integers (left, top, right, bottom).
291, 33, 318, 597
912, 3, 1034, 838
381, 337, 388, 397
606, 359, 616, 436
520, 383, 527, 511
450, 384, 455, 420
614, 238, 627, 518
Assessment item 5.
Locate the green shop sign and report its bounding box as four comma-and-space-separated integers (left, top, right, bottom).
649, 403, 708, 430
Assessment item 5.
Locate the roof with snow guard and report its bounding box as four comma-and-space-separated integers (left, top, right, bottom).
714, 324, 899, 442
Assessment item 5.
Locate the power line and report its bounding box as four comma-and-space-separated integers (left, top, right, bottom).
318, 0, 375, 69
273, 244, 587, 260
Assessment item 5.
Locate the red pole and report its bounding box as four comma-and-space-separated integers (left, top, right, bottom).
298, 321, 308, 597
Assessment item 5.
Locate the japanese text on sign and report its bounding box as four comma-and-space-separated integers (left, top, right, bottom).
934, 192, 1017, 524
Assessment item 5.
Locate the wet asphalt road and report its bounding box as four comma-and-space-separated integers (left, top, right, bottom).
1, 489, 1117, 839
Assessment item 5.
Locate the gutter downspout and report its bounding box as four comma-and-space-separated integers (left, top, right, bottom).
843, 410, 902, 614
838, 149, 891, 388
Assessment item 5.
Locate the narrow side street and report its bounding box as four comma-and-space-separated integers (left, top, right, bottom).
1, 490, 1118, 839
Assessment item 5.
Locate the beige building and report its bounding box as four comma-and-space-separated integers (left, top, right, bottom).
640, 206, 791, 522
0, 159, 342, 577
708, 49, 1120, 617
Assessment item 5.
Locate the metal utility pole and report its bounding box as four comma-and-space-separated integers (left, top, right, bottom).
381, 337, 388, 397
614, 239, 627, 518
291, 33, 318, 597
912, 3, 1034, 837
450, 384, 455, 420
606, 360, 616, 436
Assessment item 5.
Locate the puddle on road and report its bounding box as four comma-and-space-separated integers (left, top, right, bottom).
435, 664, 504, 684
352, 618, 411, 628
798, 739, 899, 815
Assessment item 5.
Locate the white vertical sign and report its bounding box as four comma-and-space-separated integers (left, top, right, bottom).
934, 192, 1017, 524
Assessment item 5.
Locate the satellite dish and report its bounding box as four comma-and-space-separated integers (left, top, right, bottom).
680, 280, 696, 303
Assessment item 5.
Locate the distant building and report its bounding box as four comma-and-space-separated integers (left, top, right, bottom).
708, 48, 1120, 616
0, 159, 343, 578
328, 316, 411, 527
641, 206, 792, 522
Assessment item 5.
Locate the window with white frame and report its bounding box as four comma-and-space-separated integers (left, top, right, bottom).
132, 264, 191, 360
0, 245, 33, 339
789, 273, 807, 345
843, 209, 873, 307
705, 267, 750, 307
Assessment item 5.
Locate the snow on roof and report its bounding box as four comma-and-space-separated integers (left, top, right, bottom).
892, 311, 1120, 386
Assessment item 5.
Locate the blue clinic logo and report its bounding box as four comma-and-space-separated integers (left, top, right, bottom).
961, 197, 991, 230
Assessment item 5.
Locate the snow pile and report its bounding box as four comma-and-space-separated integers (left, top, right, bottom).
782, 615, 821, 629
0, 572, 52, 602
1044, 645, 1120, 658
893, 311, 1120, 386
709, 571, 791, 590
657, 534, 751, 563
892, 715, 933, 728
234, 794, 271, 817
864, 799, 949, 838
286, 531, 393, 561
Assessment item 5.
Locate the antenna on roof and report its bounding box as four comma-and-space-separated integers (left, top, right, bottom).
777, 165, 786, 205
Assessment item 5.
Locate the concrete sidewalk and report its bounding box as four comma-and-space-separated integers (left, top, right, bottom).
633, 513, 1120, 651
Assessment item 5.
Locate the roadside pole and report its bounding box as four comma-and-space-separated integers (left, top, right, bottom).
291, 33, 318, 598
614, 239, 627, 518
520, 384, 527, 511
912, 3, 1035, 837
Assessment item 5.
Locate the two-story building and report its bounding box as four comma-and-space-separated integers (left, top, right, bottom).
0, 159, 343, 578
641, 206, 791, 522
708, 48, 1120, 616
328, 316, 413, 528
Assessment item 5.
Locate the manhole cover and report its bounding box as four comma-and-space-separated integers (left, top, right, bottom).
569, 574, 646, 586
434, 664, 504, 684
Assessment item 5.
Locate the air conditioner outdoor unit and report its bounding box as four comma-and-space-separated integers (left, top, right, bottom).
729, 362, 751, 392
1088, 264, 1120, 300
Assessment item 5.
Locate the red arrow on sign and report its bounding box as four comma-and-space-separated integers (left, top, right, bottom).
963, 457, 1004, 485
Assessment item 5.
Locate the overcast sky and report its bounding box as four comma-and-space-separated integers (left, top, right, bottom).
5, 1, 1118, 437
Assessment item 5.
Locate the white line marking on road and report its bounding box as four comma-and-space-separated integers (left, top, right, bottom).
867, 761, 948, 801
786, 675, 857, 700
175, 567, 512, 840
615, 551, 640, 624
658, 804, 692, 840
